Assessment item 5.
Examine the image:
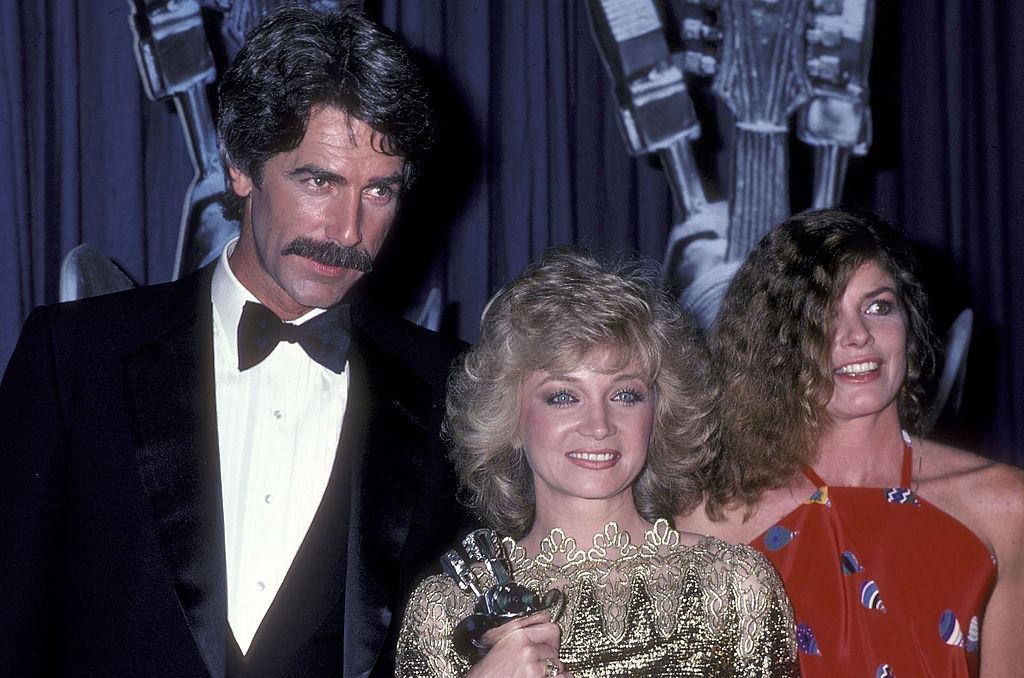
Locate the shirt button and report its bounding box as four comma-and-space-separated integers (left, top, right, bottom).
272, 409, 283, 420
256, 581, 265, 592
264, 494, 274, 504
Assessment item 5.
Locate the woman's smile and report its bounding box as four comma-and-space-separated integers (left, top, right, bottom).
518, 347, 654, 510
565, 449, 621, 469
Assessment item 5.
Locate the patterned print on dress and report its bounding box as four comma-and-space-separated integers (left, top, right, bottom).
876, 664, 895, 678
796, 623, 821, 656
805, 486, 831, 506
860, 579, 886, 612
884, 487, 920, 506
764, 525, 799, 552
965, 616, 980, 652
840, 550, 863, 575
939, 609, 965, 647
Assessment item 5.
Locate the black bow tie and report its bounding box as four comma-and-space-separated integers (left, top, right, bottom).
237, 301, 351, 374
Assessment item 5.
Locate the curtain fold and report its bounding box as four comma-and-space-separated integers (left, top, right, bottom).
0, 0, 193, 362
895, 2, 1024, 460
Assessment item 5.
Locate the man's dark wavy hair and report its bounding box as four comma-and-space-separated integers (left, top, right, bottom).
216, 6, 437, 220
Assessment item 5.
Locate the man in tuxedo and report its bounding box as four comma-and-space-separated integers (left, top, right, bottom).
0, 7, 466, 677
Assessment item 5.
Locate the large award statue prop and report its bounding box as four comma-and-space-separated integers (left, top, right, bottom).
442, 529, 564, 663
585, 0, 972, 424
586, 0, 874, 327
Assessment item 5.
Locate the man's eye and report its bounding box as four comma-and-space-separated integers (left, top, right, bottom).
306, 177, 330, 189
545, 390, 577, 407
366, 185, 396, 201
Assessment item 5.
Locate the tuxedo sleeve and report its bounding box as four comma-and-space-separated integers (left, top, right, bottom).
0, 306, 68, 673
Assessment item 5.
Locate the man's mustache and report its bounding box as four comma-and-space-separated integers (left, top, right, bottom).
281, 237, 373, 273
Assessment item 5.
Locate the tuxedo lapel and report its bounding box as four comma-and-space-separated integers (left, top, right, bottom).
121, 278, 436, 677
123, 269, 227, 678
343, 324, 432, 678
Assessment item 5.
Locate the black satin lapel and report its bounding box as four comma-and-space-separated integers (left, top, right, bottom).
125, 294, 226, 678
344, 333, 430, 678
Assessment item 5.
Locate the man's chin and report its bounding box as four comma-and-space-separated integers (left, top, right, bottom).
287, 281, 359, 310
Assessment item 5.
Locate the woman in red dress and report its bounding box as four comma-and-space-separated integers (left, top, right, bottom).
679, 208, 1024, 677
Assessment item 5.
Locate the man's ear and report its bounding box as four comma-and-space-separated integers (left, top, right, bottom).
228, 166, 254, 198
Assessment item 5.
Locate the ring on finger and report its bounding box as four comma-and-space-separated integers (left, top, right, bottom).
543, 658, 560, 677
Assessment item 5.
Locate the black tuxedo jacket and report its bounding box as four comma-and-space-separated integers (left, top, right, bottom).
0, 267, 468, 677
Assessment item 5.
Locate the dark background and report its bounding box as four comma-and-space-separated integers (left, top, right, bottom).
2, 2, 1021, 466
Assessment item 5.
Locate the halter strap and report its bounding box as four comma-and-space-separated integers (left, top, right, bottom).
802, 464, 827, 488
900, 431, 914, 487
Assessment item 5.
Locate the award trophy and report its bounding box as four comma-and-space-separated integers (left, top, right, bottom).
441, 529, 564, 663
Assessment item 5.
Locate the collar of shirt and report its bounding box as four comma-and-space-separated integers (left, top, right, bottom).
211, 238, 335, 374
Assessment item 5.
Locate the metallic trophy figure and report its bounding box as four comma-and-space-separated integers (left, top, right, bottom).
587, 0, 971, 424
129, 0, 239, 280
585, 0, 726, 329
798, 0, 875, 209
441, 529, 564, 663
587, 0, 873, 326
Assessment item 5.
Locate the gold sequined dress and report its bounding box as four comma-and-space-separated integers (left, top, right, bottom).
396, 519, 798, 677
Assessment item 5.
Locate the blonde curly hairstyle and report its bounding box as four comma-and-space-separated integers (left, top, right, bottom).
445, 247, 719, 538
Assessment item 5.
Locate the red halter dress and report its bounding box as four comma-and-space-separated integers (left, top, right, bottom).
753, 434, 997, 678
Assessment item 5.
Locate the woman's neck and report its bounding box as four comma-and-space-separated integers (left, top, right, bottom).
812, 406, 906, 486
523, 493, 652, 556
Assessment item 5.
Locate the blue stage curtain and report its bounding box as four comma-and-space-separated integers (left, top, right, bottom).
1, 1, 1021, 465
373, 1, 672, 342
884, 2, 1024, 462
0, 0, 193, 358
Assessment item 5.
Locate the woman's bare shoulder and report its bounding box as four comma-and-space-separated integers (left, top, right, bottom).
916, 439, 1024, 554
917, 439, 1024, 501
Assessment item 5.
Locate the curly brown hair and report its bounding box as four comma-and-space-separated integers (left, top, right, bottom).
705, 208, 939, 517
445, 247, 720, 538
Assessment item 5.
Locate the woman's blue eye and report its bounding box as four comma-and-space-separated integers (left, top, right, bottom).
612, 388, 645, 405
545, 390, 577, 407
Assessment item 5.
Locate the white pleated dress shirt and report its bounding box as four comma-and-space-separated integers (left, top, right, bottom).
211, 240, 349, 653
